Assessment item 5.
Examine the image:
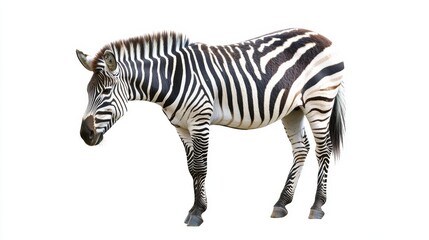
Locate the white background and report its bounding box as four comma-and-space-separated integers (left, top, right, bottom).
1, 0, 428, 239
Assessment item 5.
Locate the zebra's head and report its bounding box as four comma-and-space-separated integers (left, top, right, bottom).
76, 49, 129, 146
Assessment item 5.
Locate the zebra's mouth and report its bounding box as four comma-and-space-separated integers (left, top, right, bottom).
81, 130, 104, 146
80, 117, 104, 146
84, 133, 103, 146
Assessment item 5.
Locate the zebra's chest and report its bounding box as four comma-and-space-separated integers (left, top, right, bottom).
162, 92, 214, 129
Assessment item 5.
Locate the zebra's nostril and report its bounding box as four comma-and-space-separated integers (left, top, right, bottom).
88, 130, 94, 140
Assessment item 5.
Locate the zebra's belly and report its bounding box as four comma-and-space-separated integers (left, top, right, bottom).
210, 105, 294, 130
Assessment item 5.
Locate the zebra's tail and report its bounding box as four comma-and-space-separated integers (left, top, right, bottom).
329, 84, 345, 159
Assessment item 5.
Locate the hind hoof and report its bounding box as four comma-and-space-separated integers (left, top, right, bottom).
308, 209, 325, 219
271, 206, 288, 218
185, 215, 203, 226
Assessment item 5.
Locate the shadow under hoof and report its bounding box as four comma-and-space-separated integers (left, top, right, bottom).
271, 206, 288, 218
308, 209, 325, 219
185, 215, 204, 226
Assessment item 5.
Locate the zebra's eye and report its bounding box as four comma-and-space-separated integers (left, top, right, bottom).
102, 87, 112, 95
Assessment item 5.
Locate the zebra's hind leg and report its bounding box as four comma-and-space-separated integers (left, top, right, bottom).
271, 108, 310, 218
306, 108, 334, 219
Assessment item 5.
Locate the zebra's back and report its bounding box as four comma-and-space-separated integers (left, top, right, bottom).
186, 28, 344, 129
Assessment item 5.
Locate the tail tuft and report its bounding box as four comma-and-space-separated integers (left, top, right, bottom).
329, 85, 345, 159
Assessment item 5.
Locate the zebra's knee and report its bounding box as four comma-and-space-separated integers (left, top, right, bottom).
290, 128, 310, 160
301, 130, 310, 153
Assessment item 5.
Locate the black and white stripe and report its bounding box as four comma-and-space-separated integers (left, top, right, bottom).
77, 28, 345, 226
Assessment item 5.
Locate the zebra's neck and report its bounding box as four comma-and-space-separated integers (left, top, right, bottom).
95, 32, 190, 104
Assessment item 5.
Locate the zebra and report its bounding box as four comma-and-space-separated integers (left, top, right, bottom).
76, 28, 345, 226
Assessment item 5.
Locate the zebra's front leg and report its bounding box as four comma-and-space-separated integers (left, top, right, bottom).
176, 126, 209, 226
272, 109, 310, 218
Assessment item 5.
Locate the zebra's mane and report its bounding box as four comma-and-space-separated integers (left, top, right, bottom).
92, 32, 189, 70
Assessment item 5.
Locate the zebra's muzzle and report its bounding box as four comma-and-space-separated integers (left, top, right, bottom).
80, 116, 103, 146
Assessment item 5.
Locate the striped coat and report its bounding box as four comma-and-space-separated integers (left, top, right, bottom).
77, 28, 345, 226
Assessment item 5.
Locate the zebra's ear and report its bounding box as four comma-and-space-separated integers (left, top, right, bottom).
76, 49, 94, 71
103, 50, 117, 72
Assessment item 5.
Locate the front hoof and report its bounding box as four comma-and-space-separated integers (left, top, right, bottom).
186, 215, 204, 226
184, 214, 190, 224
308, 209, 325, 219
271, 206, 288, 218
